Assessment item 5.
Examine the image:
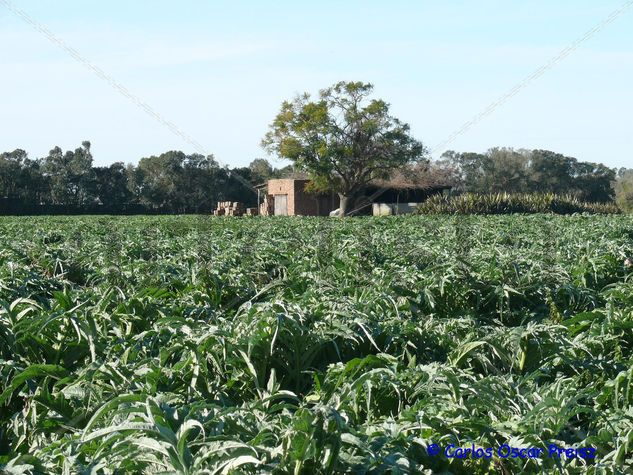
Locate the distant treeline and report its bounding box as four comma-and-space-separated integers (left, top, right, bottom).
439, 148, 622, 204
0, 143, 290, 215
1, 142, 632, 214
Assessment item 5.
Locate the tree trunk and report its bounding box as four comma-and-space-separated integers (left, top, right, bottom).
338, 194, 349, 217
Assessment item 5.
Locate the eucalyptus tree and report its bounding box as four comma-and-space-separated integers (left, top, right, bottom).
615, 168, 633, 212
40, 141, 94, 206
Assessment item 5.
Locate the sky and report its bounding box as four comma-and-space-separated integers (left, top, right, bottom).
1, 0, 632, 169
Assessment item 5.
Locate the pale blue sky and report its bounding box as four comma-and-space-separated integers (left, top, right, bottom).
1, 1, 632, 169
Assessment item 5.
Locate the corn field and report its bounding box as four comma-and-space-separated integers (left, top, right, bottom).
0, 215, 632, 474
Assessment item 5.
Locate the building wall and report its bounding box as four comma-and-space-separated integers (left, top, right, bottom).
267, 179, 298, 215
265, 179, 449, 216
293, 181, 338, 216
266, 179, 338, 216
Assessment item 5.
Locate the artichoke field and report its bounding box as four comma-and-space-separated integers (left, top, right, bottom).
0, 215, 632, 474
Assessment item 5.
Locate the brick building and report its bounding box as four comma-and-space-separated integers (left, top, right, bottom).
257, 179, 338, 216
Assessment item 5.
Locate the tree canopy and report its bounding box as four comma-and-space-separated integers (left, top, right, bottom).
262, 81, 427, 216
440, 148, 617, 203
615, 168, 633, 212
0, 143, 625, 214
0, 144, 293, 214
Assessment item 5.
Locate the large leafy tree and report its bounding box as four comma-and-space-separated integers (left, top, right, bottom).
136, 151, 190, 212
614, 168, 633, 212
441, 148, 529, 193
262, 81, 426, 216
181, 153, 223, 212
248, 158, 274, 184
91, 162, 134, 210
1, 149, 58, 208
136, 151, 222, 213
441, 148, 616, 203
40, 141, 94, 206
0, 149, 29, 200
527, 149, 575, 193
571, 161, 615, 203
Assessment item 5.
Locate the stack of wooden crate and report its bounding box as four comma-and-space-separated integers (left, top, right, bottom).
213, 201, 245, 216
259, 195, 274, 216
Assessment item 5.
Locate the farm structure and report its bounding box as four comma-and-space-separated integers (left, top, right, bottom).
366, 183, 451, 216
257, 179, 338, 216
213, 201, 258, 216
256, 177, 451, 216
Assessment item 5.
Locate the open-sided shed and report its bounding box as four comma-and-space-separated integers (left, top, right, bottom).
257, 168, 452, 216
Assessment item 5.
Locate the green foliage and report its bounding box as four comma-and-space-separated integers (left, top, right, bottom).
615, 169, 633, 213
248, 158, 274, 184
39, 142, 94, 206
0, 215, 632, 473
262, 81, 427, 215
417, 192, 621, 215
0, 145, 282, 214
440, 148, 617, 203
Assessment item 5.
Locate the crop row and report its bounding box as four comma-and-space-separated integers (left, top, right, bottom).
0, 215, 632, 473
